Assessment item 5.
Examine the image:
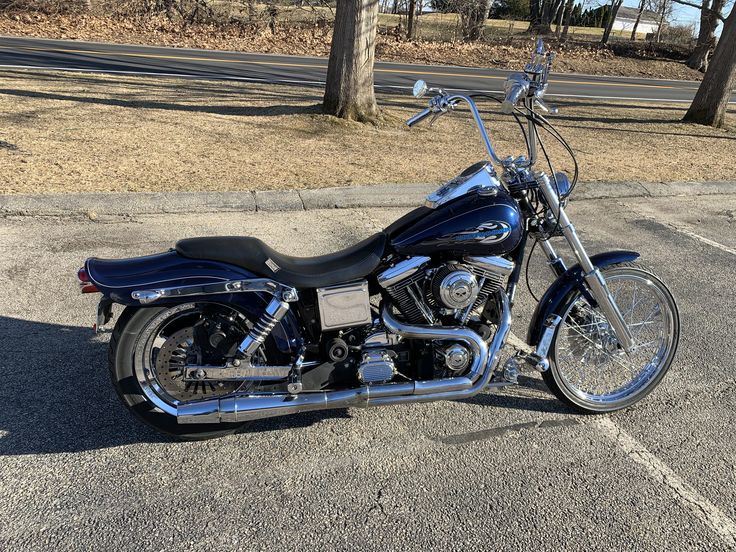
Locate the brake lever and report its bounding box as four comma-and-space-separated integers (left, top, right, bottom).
428, 111, 443, 127
535, 99, 559, 115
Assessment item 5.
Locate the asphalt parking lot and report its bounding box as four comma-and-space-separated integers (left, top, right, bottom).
0, 194, 735, 551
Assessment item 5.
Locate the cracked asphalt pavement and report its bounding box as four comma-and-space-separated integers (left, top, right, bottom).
0, 194, 734, 551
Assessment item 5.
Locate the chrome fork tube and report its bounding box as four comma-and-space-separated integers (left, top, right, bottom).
536, 173, 635, 352
538, 237, 567, 277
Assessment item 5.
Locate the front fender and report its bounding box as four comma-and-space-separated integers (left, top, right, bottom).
526, 250, 640, 346
85, 250, 300, 354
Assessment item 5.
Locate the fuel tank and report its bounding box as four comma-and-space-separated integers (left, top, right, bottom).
390, 184, 523, 257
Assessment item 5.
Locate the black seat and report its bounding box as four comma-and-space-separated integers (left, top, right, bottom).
175, 233, 387, 289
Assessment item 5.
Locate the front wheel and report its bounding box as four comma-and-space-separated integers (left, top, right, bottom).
543, 262, 679, 413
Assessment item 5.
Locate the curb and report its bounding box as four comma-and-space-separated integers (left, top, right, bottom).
1, 181, 734, 218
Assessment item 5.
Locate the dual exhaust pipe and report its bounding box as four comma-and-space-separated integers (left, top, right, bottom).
177, 291, 511, 424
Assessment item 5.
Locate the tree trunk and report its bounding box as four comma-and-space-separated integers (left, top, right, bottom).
527, 0, 555, 35
561, 0, 574, 39
601, 0, 623, 45
407, 0, 417, 38
683, 4, 736, 127
687, 0, 725, 71
655, 0, 668, 42
529, 0, 541, 28
630, 0, 645, 40
323, 0, 381, 123
459, 0, 493, 41
554, 0, 566, 37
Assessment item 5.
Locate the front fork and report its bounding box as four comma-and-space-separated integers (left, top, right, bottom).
536, 173, 635, 353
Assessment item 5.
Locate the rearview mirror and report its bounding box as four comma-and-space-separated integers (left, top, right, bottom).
412, 80, 428, 99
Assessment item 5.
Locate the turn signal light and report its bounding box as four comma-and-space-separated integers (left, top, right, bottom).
77, 267, 100, 294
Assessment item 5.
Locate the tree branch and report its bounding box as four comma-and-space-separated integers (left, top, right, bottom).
670, 0, 726, 22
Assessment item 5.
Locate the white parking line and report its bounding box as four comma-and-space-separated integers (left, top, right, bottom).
672, 226, 736, 257
595, 417, 736, 548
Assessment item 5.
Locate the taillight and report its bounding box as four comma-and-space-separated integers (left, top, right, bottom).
77, 267, 100, 294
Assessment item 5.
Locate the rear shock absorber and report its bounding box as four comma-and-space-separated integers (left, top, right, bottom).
238, 297, 290, 357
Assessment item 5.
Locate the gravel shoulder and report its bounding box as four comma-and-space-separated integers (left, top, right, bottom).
1, 69, 734, 195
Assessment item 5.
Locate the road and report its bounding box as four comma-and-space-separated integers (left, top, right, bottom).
2, 35, 733, 104
0, 194, 735, 551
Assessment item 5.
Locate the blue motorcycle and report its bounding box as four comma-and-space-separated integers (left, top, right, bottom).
78, 40, 679, 439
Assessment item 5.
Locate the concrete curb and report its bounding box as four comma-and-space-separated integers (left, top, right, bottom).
1, 181, 734, 217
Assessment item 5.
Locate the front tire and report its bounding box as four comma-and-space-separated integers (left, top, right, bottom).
109, 305, 254, 440
543, 262, 680, 413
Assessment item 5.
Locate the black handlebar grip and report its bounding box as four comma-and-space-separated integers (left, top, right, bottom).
406, 108, 433, 127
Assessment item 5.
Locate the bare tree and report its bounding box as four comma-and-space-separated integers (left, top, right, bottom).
561, 0, 577, 39
407, 0, 417, 38
601, 0, 624, 44
630, 0, 647, 40
456, 0, 494, 41
685, 0, 727, 71
554, 0, 569, 37
529, 0, 563, 34
323, 0, 381, 123
683, 4, 736, 127
654, 0, 671, 42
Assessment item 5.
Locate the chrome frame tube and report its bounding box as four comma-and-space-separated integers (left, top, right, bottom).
177, 291, 512, 424
131, 278, 298, 305
536, 173, 635, 352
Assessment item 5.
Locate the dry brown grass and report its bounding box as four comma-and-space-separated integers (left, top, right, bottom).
0, 69, 734, 195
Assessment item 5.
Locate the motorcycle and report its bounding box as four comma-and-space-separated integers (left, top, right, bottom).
78, 40, 679, 439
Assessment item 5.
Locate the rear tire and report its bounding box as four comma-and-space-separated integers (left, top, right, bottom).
109, 306, 246, 440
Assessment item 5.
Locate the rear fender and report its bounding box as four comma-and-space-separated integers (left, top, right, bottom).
85, 250, 299, 354
526, 250, 640, 346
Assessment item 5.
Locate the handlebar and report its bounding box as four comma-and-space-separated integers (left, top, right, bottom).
405, 94, 503, 164
406, 108, 433, 128
405, 40, 557, 169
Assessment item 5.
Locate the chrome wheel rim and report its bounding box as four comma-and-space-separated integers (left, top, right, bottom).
553, 269, 677, 408
133, 303, 263, 416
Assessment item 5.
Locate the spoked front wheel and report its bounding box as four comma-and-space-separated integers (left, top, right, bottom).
544, 262, 679, 413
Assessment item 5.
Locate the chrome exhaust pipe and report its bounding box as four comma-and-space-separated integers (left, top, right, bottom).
177, 291, 510, 424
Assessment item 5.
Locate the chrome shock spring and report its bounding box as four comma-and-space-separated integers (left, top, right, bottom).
238, 297, 290, 357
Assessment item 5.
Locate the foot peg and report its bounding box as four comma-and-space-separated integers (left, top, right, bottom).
497, 315, 562, 381
287, 346, 306, 395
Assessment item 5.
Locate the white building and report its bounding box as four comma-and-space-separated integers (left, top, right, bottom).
611, 6, 661, 35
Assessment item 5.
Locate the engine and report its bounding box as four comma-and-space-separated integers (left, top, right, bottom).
378, 255, 514, 326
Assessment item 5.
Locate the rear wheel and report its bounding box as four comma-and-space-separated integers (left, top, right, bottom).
109, 302, 276, 439
543, 262, 679, 413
